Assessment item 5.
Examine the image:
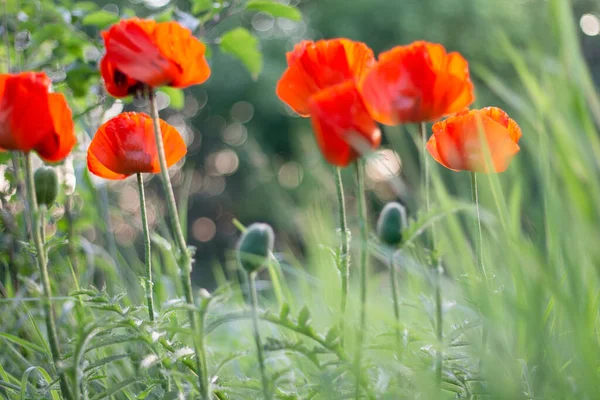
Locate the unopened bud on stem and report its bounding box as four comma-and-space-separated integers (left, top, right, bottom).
236, 223, 274, 273
34, 166, 59, 208
377, 202, 407, 246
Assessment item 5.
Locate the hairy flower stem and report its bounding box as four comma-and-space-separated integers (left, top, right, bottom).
24, 153, 74, 400
421, 122, 431, 212
147, 89, 209, 399
335, 167, 350, 342
249, 273, 271, 400
389, 253, 402, 360
354, 160, 369, 400
137, 173, 155, 321
471, 172, 488, 367
420, 122, 442, 389
470, 172, 486, 278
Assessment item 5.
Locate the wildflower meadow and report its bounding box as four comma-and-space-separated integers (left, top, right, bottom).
1, 0, 600, 399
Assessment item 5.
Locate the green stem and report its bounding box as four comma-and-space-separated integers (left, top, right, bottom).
354, 160, 368, 400
24, 153, 74, 400
334, 167, 349, 342
421, 122, 431, 211
389, 253, 402, 361
249, 273, 270, 400
470, 172, 486, 278
65, 195, 80, 285
434, 267, 442, 387
147, 88, 209, 399
39, 207, 46, 245
137, 173, 155, 321
470, 171, 488, 370
420, 122, 442, 389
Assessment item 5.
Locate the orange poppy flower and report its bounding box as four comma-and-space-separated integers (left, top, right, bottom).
427, 107, 522, 173
0, 72, 76, 162
359, 41, 474, 125
276, 39, 375, 116
308, 81, 381, 167
100, 18, 211, 98
87, 112, 187, 180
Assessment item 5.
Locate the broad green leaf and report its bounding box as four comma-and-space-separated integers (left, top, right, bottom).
220, 28, 263, 80
82, 10, 119, 28
159, 87, 185, 110
246, 0, 302, 21
191, 0, 212, 14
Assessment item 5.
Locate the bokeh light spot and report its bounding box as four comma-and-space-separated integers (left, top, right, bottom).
230, 101, 255, 123
581, 14, 600, 36
215, 149, 240, 176
278, 161, 304, 189
366, 149, 402, 182
192, 217, 216, 242
222, 123, 248, 146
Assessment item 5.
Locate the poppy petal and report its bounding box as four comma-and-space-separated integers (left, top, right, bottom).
159, 119, 188, 170
150, 22, 211, 88
426, 134, 457, 171
276, 39, 375, 116
360, 45, 436, 125
87, 150, 129, 180
87, 112, 187, 180
102, 19, 179, 89
360, 41, 474, 124
0, 72, 54, 152
35, 93, 76, 162
100, 56, 139, 98
480, 106, 522, 143
431, 109, 520, 173
308, 80, 381, 167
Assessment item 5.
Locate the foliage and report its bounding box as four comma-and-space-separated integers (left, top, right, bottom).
1, 0, 600, 399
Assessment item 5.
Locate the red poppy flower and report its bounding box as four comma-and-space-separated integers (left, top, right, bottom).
308, 81, 381, 167
0, 72, 76, 162
100, 18, 211, 98
427, 107, 522, 173
276, 39, 375, 116
359, 41, 474, 125
87, 112, 187, 180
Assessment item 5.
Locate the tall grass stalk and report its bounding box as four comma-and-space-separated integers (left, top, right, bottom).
389, 252, 402, 360
249, 272, 271, 400
420, 121, 443, 388
354, 160, 368, 400
334, 167, 350, 341
136, 173, 155, 321
24, 153, 74, 400
147, 88, 210, 398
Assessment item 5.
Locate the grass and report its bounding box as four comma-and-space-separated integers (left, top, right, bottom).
1, 0, 600, 398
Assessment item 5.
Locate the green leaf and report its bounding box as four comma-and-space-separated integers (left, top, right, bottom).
0, 333, 47, 355
82, 10, 119, 28
246, 0, 302, 21
220, 28, 263, 80
159, 87, 185, 110
73, 1, 99, 13
297, 306, 311, 328
191, 0, 212, 14
153, 6, 174, 22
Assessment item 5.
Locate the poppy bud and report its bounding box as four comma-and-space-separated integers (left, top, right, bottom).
376, 202, 407, 246
34, 166, 59, 208
237, 223, 274, 273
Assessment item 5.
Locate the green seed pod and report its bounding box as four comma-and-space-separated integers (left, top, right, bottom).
237, 223, 274, 273
34, 166, 59, 208
376, 202, 407, 246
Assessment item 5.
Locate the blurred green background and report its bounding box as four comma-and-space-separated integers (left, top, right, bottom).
7, 0, 599, 288
169, 0, 600, 286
